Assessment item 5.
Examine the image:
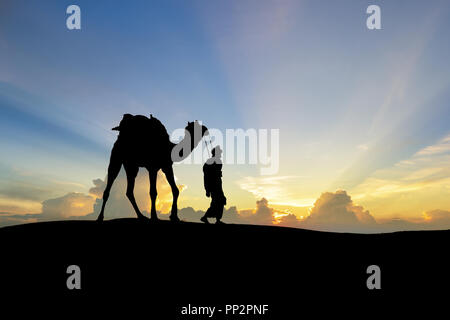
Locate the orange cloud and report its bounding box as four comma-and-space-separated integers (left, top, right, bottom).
41, 192, 95, 219
300, 190, 376, 232
89, 169, 186, 219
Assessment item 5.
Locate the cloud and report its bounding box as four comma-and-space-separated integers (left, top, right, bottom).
278, 213, 301, 227
253, 198, 277, 224
226, 198, 300, 226
1, 176, 450, 234
282, 190, 377, 233
0, 168, 186, 226
0, 182, 52, 201
41, 192, 95, 220
175, 206, 205, 222
88, 178, 105, 198
171, 198, 277, 226
347, 132, 450, 221
159, 206, 241, 224
263, 191, 399, 233
421, 209, 450, 230
210, 194, 377, 232
375, 211, 450, 232
2, 187, 375, 232
415, 135, 450, 156
0, 214, 39, 228
376, 218, 419, 232
0, 203, 36, 214
0, 163, 90, 215
294, 190, 450, 233
352, 205, 377, 225
89, 169, 187, 220
307, 191, 360, 226
234, 198, 276, 225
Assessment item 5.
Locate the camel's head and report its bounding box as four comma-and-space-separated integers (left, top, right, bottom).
183, 120, 209, 150
171, 121, 209, 162
185, 120, 209, 138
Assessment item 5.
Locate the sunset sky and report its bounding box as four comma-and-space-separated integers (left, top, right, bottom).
1, 0, 449, 232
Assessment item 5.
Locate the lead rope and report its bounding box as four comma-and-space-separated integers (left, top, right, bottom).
204, 139, 211, 158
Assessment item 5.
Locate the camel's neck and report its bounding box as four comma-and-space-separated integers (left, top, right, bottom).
170, 132, 203, 162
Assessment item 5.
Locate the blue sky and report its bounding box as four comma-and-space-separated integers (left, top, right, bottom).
1, 0, 449, 230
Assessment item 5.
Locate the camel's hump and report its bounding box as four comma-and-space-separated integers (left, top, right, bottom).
115, 114, 170, 140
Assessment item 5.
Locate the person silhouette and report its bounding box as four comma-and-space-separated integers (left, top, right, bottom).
201, 146, 227, 224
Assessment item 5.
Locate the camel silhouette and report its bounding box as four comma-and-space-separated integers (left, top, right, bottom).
97, 114, 208, 222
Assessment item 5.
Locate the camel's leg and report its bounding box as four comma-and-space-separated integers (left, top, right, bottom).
162, 166, 180, 222
124, 164, 146, 220
97, 146, 122, 222
148, 168, 159, 220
